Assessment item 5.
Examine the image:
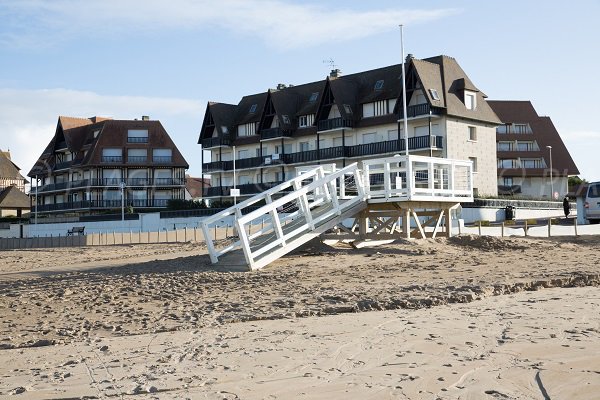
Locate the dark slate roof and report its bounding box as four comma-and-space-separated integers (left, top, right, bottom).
0, 151, 26, 181
198, 54, 501, 140
0, 185, 29, 209
29, 117, 189, 177
423, 56, 500, 124
488, 100, 579, 177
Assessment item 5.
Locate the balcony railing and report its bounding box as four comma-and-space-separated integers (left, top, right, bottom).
33, 178, 184, 193
201, 136, 232, 149
152, 156, 172, 163
102, 156, 123, 163
33, 199, 172, 213
206, 181, 287, 197
127, 136, 149, 143
201, 135, 443, 173
54, 161, 73, 170
317, 117, 353, 131
127, 156, 148, 163
260, 127, 292, 141
398, 104, 443, 119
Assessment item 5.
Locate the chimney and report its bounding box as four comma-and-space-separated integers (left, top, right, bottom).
406, 53, 415, 63
276, 83, 287, 90
329, 68, 342, 79
142, 115, 150, 121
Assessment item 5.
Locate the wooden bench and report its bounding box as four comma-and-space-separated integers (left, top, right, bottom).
67, 226, 85, 236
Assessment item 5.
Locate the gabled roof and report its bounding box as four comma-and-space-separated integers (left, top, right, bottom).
29, 117, 189, 177
235, 92, 268, 125
411, 59, 445, 107
0, 151, 26, 182
0, 185, 29, 209
488, 100, 579, 176
422, 55, 500, 124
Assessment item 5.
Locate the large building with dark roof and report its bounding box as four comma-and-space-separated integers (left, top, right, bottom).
199, 55, 501, 199
488, 100, 579, 199
28, 116, 189, 216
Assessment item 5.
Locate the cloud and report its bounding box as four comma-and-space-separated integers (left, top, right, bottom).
0, 0, 458, 50
563, 130, 600, 141
0, 88, 204, 178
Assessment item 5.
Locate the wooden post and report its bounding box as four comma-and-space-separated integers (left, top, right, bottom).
524, 220, 528, 237
225, 224, 229, 238
501, 222, 504, 238
547, 218, 551, 237
194, 227, 198, 242
574, 218, 578, 237
478, 221, 482, 236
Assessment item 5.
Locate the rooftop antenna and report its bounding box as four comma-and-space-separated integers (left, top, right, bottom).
323, 58, 337, 70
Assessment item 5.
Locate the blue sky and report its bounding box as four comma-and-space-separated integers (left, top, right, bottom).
1, 0, 599, 182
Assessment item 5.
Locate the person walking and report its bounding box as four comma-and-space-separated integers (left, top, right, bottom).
563, 196, 571, 218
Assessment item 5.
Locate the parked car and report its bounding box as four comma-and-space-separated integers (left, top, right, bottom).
584, 181, 600, 223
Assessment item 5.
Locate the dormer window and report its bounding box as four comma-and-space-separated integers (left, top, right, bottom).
374, 80, 384, 90
465, 91, 476, 110
282, 115, 291, 124
344, 105, 353, 114
309, 92, 319, 102
299, 114, 314, 128
249, 104, 257, 113
429, 89, 440, 101
238, 122, 256, 137
221, 126, 229, 134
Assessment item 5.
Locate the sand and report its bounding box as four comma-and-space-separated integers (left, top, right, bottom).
0, 235, 599, 399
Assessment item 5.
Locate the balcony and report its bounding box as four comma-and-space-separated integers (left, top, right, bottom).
260, 127, 292, 141
102, 156, 123, 163
54, 160, 73, 170
203, 160, 233, 173
33, 199, 172, 213
33, 178, 185, 193
201, 136, 232, 149
201, 135, 443, 173
206, 181, 287, 197
152, 156, 172, 164
398, 104, 443, 119
317, 117, 353, 131
127, 136, 148, 143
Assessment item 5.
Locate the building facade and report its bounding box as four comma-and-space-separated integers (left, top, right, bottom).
0, 150, 29, 217
488, 101, 579, 199
199, 55, 501, 200
28, 116, 188, 216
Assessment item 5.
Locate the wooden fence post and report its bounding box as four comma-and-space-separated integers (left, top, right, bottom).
547, 218, 551, 237
478, 221, 482, 236
524, 220, 528, 237
574, 218, 578, 237
501, 222, 504, 238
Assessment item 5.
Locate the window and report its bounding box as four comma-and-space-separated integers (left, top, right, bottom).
309, 92, 319, 102
93, 130, 100, 138
521, 158, 544, 168
153, 148, 172, 163
282, 115, 290, 124
497, 141, 513, 151
374, 80, 384, 90
503, 177, 513, 186
468, 126, 477, 141
239, 175, 251, 185
221, 126, 229, 134
299, 142, 310, 152
237, 122, 256, 136
496, 124, 509, 134
429, 89, 440, 101
127, 129, 148, 143
513, 124, 529, 134
343, 104, 352, 114
465, 92, 476, 110
387, 130, 398, 141
249, 104, 257, 113
362, 132, 376, 144
498, 159, 517, 169
333, 137, 343, 147
362, 100, 389, 118
588, 183, 600, 198
274, 144, 292, 154
237, 149, 249, 159
102, 148, 122, 163
299, 114, 314, 128
128, 148, 147, 163
469, 157, 478, 172
416, 93, 427, 104
516, 141, 535, 151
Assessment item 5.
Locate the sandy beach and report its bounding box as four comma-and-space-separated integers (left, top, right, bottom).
1, 235, 599, 399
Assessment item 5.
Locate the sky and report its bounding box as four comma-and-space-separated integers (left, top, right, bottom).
1, 0, 599, 183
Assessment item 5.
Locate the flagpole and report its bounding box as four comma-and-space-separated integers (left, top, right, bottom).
400, 24, 409, 156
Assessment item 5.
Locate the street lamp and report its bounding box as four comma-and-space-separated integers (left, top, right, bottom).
546, 145, 553, 199
120, 180, 126, 222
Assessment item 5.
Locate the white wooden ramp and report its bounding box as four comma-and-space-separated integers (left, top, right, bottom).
200, 163, 367, 270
